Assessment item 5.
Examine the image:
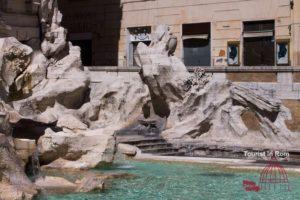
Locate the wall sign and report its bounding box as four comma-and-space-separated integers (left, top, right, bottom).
276, 40, 289, 66
130, 33, 151, 42
128, 26, 151, 42
227, 42, 240, 66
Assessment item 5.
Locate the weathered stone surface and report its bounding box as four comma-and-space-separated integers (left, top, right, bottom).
57, 114, 88, 131
34, 171, 135, 196
282, 100, 300, 132
0, 37, 33, 96
75, 174, 105, 193
136, 25, 300, 149
0, 101, 22, 135
40, 0, 67, 58
13, 72, 89, 116
38, 128, 116, 169
12, 41, 89, 116
41, 27, 67, 58
75, 172, 136, 193
118, 143, 138, 156
0, 182, 35, 200
231, 85, 281, 114
0, 0, 124, 187
14, 138, 36, 150
135, 25, 189, 117
13, 138, 36, 163
35, 176, 77, 195
88, 75, 150, 129
47, 43, 83, 79
0, 134, 37, 200
15, 51, 48, 93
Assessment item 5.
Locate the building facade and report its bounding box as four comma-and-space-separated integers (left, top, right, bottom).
59, 0, 300, 68
0, 0, 40, 49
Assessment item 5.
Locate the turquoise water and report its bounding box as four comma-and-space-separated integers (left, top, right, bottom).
38, 159, 300, 200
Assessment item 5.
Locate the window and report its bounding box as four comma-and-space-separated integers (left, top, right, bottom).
227, 42, 240, 66
127, 26, 151, 66
243, 20, 275, 66
182, 23, 211, 67
276, 40, 289, 66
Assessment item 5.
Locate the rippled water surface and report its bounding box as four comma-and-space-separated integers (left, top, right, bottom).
37, 159, 300, 200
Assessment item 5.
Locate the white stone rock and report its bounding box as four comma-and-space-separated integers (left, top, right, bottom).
57, 114, 88, 131
0, 101, 22, 135
0, 134, 38, 200
118, 143, 138, 156
136, 25, 300, 149
40, 0, 67, 58
0, 37, 33, 93
35, 176, 77, 195
38, 128, 116, 169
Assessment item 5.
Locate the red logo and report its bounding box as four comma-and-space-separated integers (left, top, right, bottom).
243, 180, 261, 192
243, 154, 291, 192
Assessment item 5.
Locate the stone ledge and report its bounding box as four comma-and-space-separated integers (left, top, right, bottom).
86, 66, 300, 73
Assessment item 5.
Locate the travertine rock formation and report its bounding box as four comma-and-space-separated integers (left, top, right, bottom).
118, 143, 138, 156
136, 25, 300, 149
0, 37, 33, 99
40, 0, 67, 58
88, 75, 150, 129
0, 0, 130, 196
0, 134, 38, 200
38, 128, 116, 169
0, 0, 149, 173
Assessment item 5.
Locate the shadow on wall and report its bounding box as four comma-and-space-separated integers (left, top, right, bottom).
58, 0, 122, 66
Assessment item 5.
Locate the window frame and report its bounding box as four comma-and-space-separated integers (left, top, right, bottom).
276, 39, 290, 66
227, 41, 240, 66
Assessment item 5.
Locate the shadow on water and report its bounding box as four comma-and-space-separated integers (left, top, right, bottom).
197, 172, 236, 177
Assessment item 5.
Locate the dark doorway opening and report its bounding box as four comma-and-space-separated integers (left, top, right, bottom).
244, 37, 275, 66
183, 23, 211, 66
243, 20, 275, 66
71, 39, 92, 66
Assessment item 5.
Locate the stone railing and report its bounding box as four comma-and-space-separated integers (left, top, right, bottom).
85, 66, 300, 100
86, 66, 300, 73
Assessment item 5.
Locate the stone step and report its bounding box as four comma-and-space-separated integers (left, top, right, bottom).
136, 143, 172, 149
117, 136, 184, 157
142, 147, 179, 154
121, 138, 165, 146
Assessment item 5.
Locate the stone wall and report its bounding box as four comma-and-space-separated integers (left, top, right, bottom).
58, 0, 122, 66
59, 0, 299, 67
226, 73, 278, 82
0, 0, 40, 49
120, 0, 293, 66
293, 1, 300, 66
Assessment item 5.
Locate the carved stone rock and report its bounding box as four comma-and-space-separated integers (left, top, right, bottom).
136, 25, 300, 149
